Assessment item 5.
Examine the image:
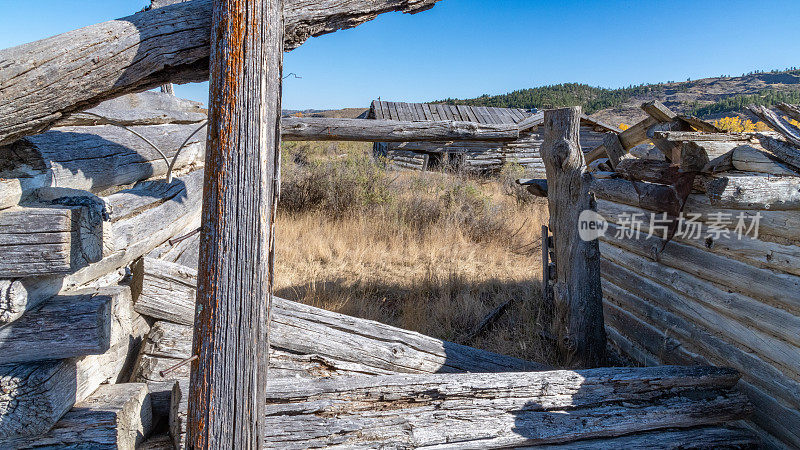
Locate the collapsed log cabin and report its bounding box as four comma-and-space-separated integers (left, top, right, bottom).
0, 0, 771, 447
525, 101, 800, 448
367, 100, 619, 174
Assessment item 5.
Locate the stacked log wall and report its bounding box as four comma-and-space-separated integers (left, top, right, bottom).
596, 191, 800, 448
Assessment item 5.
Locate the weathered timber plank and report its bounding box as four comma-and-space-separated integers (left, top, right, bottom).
0, 0, 442, 146
0, 205, 101, 277
602, 132, 627, 168
132, 257, 543, 373
56, 91, 206, 127
758, 133, 800, 170
3, 383, 153, 450
281, 117, 519, 142
613, 158, 681, 185
602, 279, 800, 447
0, 289, 122, 364
255, 368, 749, 449
705, 172, 800, 210
541, 107, 605, 368
0, 123, 206, 195
0, 310, 149, 439
527, 426, 758, 449
600, 248, 800, 378
0, 170, 202, 326
748, 105, 800, 148
600, 222, 800, 315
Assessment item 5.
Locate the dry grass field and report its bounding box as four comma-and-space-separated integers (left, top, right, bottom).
273, 141, 555, 364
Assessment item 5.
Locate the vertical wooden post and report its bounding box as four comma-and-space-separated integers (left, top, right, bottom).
540, 107, 606, 368
187, 0, 283, 447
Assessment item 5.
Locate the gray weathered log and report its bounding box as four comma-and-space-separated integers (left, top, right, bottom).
0, 204, 102, 277
731, 144, 798, 175
171, 379, 188, 450
529, 426, 758, 449
516, 178, 548, 197
0, 289, 126, 364
601, 132, 627, 168
0, 170, 203, 325
776, 102, 800, 123
706, 173, 800, 210
0, 123, 206, 196
613, 158, 681, 185
133, 257, 543, 373
0, 298, 149, 439
748, 104, 800, 148
541, 107, 605, 368
282, 117, 519, 141
2, 383, 153, 450
0, 0, 442, 146
254, 367, 749, 449
55, 91, 206, 127
758, 133, 800, 170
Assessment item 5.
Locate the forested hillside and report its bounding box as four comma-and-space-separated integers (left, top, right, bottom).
437, 68, 800, 125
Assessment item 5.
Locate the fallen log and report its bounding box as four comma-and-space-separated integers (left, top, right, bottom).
730, 145, 798, 175
0, 122, 206, 196
254, 367, 749, 449
282, 117, 519, 142
758, 133, 800, 170
516, 178, 548, 197
705, 172, 800, 210
0, 204, 102, 277
0, 0, 442, 145
131, 257, 543, 373
0, 170, 203, 325
0, 309, 149, 439
2, 383, 153, 450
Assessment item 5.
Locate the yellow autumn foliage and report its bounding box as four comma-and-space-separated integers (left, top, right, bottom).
618, 123, 630, 131
712, 116, 771, 132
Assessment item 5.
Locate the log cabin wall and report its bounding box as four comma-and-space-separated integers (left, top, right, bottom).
590, 156, 800, 447
369, 100, 616, 175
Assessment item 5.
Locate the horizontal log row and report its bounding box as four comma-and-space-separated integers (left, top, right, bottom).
0, 287, 150, 439
598, 206, 800, 447
0, 169, 203, 325
3, 383, 153, 449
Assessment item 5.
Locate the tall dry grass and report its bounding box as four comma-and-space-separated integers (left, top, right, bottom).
274, 141, 554, 363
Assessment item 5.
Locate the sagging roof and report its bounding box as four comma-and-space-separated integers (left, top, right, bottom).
369, 100, 620, 133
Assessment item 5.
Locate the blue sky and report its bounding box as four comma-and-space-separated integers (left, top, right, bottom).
1, 0, 799, 109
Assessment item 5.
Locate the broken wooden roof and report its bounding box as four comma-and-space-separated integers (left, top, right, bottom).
369, 100, 620, 133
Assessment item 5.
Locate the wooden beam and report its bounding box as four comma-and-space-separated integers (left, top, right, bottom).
516, 178, 548, 197
748, 105, 800, 148
641, 100, 677, 123
705, 173, 800, 210
776, 102, 800, 123
132, 257, 543, 374
187, 0, 282, 446
281, 117, 519, 141
0, 205, 102, 277
601, 132, 627, 169
541, 107, 605, 368
0, 0, 442, 146
2, 383, 153, 450
254, 367, 749, 448
758, 133, 800, 170
613, 158, 681, 185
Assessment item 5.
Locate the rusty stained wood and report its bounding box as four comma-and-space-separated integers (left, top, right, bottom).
540, 107, 605, 368
187, 0, 283, 447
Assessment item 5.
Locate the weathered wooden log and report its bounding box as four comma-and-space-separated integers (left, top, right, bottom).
2, 383, 153, 450
0, 204, 102, 277
705, 172, 800, 210
601, 132, 627, 168
132, 257, 542, 373
585, 115, 658, 164
600, 222, 800, 315
516, 178, 548, 197
253, 367, 749, 449
187, 0, 282, 446
0, 288, 130, 365
0, 309, 149, 439
613, 158, 681, 185
776, 102, 800, 122
597, 199, 800, 277
730, 144, 798, 175
55, 91, 206, 127
628, 143, 665, 161
0, 123, 206, 196
600, 247, 800, 379
602, 279, 800, 447
0, 169, 203, 326
282, 117, 519, 142
541, 107, 605, 368
171, 379, 188, 450
0, 0, 442, 146
758, 133, 800, 170
748, 105, 800, 148
590, 177, 800, 244
677, 114, 722, 133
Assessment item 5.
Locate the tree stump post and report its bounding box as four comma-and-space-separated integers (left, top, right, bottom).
540, 107, 606, 368
187, 0, 283, 447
